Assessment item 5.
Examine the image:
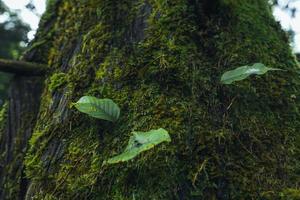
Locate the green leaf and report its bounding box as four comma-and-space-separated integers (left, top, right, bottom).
73, 96, 120, 122
221, 63, 281, 84
104, 128, 171, 165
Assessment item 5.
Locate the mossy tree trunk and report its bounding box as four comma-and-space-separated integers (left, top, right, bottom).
1, 0, 300, 199
0, 76, 43, 200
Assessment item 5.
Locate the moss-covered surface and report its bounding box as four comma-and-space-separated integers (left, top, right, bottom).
0, 102, 8, 167
19, 0, 300, 199
48, 72, 68, 92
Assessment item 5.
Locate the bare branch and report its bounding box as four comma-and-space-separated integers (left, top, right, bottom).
0, 59, 48, 76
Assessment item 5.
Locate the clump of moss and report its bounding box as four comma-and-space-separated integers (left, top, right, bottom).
262, 188, 300, 200
48, 73, 68, 92
0, 102, 8, 159
0, 102, 8, 125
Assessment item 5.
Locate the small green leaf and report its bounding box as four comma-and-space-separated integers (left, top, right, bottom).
221, 63, 281, 84
104, 128, 171, 165
73, 96, 120, 122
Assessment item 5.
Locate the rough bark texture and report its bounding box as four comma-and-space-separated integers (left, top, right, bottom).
0, 76, 43, 200
1, 0, 300, 199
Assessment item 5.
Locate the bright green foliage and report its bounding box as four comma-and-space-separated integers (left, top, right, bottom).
221, 63, 281, 84
104, 128, 171, 165
74, 96, 120, 122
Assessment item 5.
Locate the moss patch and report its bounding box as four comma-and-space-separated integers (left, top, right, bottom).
48, 73, 68, 92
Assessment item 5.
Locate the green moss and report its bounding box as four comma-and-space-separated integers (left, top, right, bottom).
0, 102, 8, 124
262, 188, 300, 200
281, 189, 300, 200
0, 102, 8, 161
21, 0, 300, 199
48, 72, 68, 92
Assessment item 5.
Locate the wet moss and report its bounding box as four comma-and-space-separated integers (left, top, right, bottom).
22, 0, 300, 199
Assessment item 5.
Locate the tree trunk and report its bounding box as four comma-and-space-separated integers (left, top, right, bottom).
1, 0, 300, 199
0, 76, 43, 200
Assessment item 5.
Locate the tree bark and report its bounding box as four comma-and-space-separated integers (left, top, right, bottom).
0, 76, 43, 200
1, 0, 300, 199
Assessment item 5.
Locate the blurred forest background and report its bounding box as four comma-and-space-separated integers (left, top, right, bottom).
0, 0, 29, 105
0, 0, 299, 106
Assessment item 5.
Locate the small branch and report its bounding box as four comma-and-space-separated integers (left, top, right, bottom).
0, 58, 48, 76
